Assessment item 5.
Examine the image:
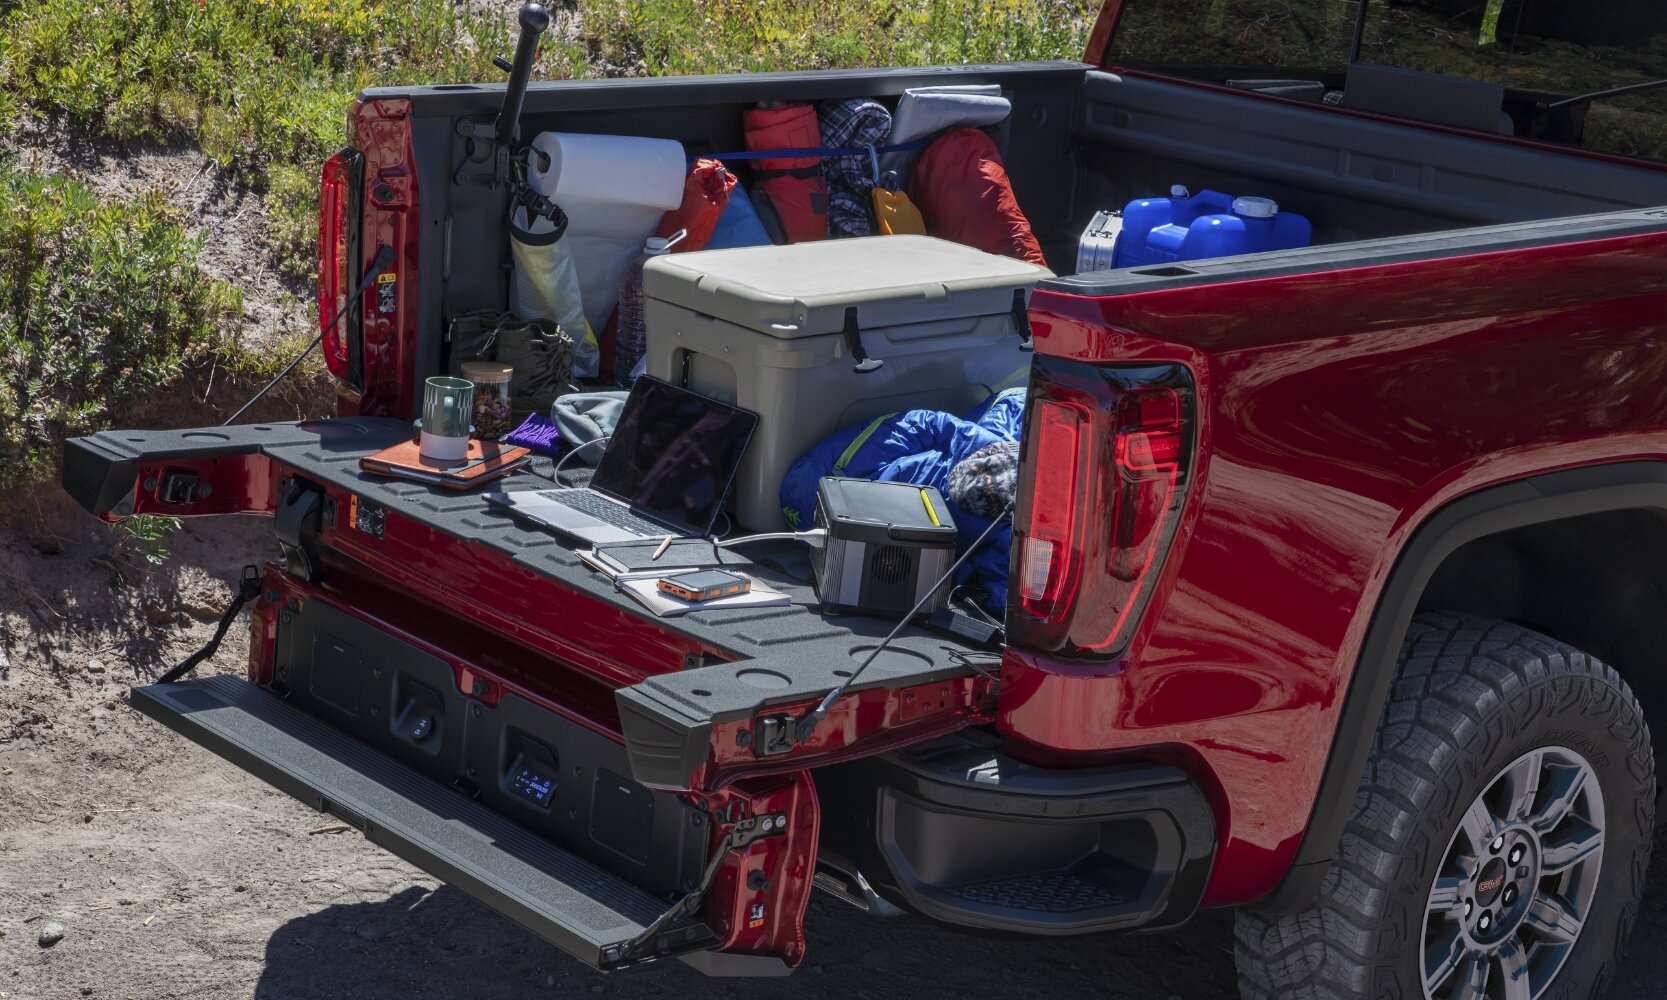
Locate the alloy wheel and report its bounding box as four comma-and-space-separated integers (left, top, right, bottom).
1421, 745, 1605, 1000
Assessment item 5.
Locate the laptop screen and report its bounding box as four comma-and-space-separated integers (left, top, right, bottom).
590, 377, 759, 535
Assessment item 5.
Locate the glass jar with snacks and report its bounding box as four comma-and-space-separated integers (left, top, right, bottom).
460, 362, 514, 440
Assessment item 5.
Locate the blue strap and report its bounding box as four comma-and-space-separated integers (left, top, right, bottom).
692, 139, 930, 164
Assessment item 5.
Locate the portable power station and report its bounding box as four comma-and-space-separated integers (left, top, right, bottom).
811, 477, 958, 617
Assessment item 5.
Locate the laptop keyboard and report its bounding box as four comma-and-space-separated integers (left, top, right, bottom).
540, 489, 677, 536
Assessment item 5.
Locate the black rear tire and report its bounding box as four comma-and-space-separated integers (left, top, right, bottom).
1234, 613, 1654, 1000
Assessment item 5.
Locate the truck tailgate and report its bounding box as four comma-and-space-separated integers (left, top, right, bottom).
66, 417, 990, 792
131, 675, 714, 969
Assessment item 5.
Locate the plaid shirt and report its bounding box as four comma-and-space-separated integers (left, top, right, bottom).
818, 98, 893, 239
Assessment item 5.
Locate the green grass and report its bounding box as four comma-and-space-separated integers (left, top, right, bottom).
0, 0, 519, 163
0, 163, 243, 489
579, 0, 1100, 75
0, 0, 528, 280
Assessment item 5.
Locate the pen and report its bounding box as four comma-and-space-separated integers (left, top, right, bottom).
651, 534, 675, 561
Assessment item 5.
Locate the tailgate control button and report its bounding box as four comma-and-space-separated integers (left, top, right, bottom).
409, 713, 435, 743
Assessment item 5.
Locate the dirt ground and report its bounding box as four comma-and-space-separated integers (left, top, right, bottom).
2, 502, 1666, 1000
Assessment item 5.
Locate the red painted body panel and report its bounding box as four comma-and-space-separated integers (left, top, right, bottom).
1001, 230, 1667, 904
123, 453, 278, 522
337, 97, 421, 420
705, 775, 819, 965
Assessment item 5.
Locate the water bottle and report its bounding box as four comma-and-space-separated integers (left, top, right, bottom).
615, 229, 685, 387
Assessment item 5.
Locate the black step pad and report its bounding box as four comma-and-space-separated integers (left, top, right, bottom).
130, 676, 713, 969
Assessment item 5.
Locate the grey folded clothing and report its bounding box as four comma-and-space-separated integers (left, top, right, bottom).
881, 85, 1012, 180
551, 390, 629, 465
947, 440, 1020, 519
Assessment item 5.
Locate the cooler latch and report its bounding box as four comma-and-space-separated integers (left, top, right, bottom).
1012, 289, 1034, 353
842, 307, 885, 374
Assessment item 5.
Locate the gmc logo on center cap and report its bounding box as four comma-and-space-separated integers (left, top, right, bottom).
1478, 875, 1505, 893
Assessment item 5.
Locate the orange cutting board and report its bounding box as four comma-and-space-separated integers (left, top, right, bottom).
359, 438, 532, 490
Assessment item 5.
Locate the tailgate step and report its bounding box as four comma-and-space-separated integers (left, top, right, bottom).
130, 675, 716, 970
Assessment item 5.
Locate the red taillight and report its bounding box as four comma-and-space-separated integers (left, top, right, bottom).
318, 150, 358, 384
1019, 399, 1090, 619
1096, 387, 1184, 644
1009, 359, 1194, 658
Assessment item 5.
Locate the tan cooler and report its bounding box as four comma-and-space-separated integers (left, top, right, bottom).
642, 235, 1052, 530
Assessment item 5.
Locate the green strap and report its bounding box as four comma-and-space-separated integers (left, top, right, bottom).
834, 413, 896, 475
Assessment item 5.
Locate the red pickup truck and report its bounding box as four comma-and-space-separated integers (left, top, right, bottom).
62, 2, 1667, 997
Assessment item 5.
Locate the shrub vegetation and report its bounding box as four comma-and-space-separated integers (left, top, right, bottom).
0, 0, 1097, 279
0, 165, 242, 487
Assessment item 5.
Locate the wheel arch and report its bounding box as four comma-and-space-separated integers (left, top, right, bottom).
1255, 460, 1667, 914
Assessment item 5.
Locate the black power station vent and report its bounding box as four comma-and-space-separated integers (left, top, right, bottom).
870, 545, 915, 584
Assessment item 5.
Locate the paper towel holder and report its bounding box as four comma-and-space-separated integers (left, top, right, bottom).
454, 5, 551, 188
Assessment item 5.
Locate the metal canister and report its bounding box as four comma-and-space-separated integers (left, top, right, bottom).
1076, 210, 1124, 275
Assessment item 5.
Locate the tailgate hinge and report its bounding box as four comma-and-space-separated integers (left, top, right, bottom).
275, 479, 325, 583
612, 811, 786, 966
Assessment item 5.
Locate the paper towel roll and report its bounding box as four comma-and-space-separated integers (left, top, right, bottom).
526, 132, 687, 334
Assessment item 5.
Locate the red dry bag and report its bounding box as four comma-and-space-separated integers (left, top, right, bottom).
743, 104, 829, 244
910, 128, 1046, 266
656, 158, 735, 253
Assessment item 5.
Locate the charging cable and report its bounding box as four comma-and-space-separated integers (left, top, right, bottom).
222, 245, 394, 426
552, 436, 610, 482
793, 503, 1015, 743
715, 529, 827, 549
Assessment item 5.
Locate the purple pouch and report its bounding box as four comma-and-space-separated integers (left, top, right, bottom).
503, 412, 563, 457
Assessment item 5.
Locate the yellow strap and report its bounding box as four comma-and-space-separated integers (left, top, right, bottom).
834, 413, 897, 474
919, 488, 942, 526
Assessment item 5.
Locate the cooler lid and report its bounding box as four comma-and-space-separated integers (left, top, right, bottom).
642, 236, 1053, 340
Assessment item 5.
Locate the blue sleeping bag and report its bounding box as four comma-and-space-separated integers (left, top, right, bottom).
781, 388, 1025, 611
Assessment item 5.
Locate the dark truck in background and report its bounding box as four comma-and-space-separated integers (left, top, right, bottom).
61, 2, 1667, 997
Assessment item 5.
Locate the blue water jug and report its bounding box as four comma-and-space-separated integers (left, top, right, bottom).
1113, 186, 1312, 269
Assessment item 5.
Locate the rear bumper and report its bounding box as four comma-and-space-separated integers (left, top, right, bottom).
818, 732, 1215, 934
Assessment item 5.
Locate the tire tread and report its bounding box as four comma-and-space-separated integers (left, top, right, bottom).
1234, 613, 1655, 1000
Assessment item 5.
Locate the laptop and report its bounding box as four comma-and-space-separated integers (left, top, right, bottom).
485, 376, 758, 545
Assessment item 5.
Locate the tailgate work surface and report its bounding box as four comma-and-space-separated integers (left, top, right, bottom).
70, 418, 977, 665
70, 420, 984, 781
130, 675, 713, 969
